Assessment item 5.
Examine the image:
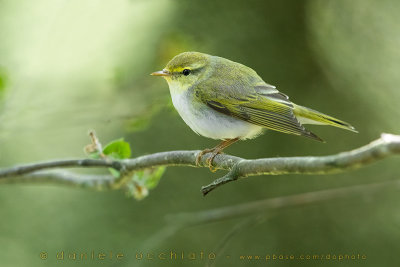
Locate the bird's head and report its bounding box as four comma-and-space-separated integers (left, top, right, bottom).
151, 52, 211, 92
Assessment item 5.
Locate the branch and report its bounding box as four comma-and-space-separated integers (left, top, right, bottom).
166, 179, 400, 225
140, 179, 400, 257
1, 170, 115, 188
0, 133, 399, 195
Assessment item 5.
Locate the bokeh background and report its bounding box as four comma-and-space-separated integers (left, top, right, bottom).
0, 0, 399, 266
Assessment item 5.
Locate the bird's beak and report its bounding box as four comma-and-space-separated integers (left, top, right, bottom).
151, 69, 171, 77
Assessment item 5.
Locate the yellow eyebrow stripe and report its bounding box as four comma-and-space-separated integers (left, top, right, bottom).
170, 67, 190, 73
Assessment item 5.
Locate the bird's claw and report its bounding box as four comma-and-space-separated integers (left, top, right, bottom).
196, 149, 223, 172
205, 155, 218, 172
196, 149, 212, 166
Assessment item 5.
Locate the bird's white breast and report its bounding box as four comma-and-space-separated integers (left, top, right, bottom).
169, 85, 263, 140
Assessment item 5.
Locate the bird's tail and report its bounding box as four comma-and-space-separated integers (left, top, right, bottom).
293, 104, 358, 133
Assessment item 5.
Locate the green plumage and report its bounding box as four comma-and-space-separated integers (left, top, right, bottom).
154, 51, 357, 142
191, 54, 354, 142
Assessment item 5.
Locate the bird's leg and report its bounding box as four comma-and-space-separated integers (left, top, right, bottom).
196, 138, 239, 172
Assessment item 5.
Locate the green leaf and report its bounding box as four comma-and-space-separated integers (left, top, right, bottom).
145, 166, 166, 189
108, 168, 120, 178
86, 151, 101, 159
102, 138, 131, 159
125, 167, 166, 200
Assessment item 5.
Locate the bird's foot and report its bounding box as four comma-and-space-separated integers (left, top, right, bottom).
196, 138, 239, 172
196, 148, 223, 172
205, 149, 224, 172
195, 148, 212, 166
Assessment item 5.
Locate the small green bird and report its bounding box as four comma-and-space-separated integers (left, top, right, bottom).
152, 52, 356, 170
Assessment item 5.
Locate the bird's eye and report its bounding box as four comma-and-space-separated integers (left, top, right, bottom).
182, 69, 191, 76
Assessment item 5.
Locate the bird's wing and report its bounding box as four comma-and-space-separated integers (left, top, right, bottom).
196, 83, 323, 141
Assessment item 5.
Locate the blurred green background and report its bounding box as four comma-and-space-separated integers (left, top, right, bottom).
0, 0, 399, 266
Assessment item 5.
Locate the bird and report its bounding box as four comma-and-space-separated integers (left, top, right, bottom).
151, 52, 357, 171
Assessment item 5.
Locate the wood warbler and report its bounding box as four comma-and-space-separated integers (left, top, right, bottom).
152, 52, 357, 170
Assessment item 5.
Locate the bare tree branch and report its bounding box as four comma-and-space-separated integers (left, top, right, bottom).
166, 179, 400, 225
139, 178, 399, 260
0, 133, 399, 195
1, 170, 114, 188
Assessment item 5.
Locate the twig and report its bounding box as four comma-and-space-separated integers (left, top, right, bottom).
0, 133, 399, 195
166, 179, 400, 225
137, 178, 399, 262
0, 170, 114, 189
206, 217, 262, 267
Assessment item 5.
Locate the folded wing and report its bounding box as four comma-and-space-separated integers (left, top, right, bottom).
196, 83, 323, 142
